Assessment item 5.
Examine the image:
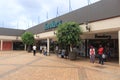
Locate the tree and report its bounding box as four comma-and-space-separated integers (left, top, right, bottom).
56, 22, 83, 59
21, 32, 35, 52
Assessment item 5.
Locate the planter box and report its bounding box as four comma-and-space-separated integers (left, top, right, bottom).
69, 51, 77, 60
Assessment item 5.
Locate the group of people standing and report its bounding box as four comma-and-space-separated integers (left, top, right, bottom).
89, 44, 111, 65
40, 46, 47, 56
32, 45, 47, 56
55, 46, 69, 58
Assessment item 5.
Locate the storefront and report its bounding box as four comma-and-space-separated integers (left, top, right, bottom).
0, 0, 120, 65
2, 41, 12, 50
36, 39, 56, 53
13, 41, 24, 50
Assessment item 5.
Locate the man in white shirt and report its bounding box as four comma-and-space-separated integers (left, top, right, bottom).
55, 46, 58, 55
33, 45, 36, 56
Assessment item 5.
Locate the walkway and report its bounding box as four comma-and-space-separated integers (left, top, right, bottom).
0, 51, 120, 80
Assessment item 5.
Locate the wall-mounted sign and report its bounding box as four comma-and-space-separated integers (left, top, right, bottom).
44, 20, 62, 30
95, 34, 111, 39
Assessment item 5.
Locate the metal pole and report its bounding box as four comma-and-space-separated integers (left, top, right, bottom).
46, 12, 48, 19
56, 7, 59, 17
87, 0, 91, 5
69, 0, 72, 12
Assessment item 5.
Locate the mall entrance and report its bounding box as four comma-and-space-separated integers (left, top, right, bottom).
36, 39, 56, 53
88, 39, 118, 62
13, 41, 24, 50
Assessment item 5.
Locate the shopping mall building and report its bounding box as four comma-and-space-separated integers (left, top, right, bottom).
0, 0, 120, 65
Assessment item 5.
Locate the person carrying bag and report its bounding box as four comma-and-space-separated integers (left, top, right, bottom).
98, 45, 104, 65
89, 46, 95, 63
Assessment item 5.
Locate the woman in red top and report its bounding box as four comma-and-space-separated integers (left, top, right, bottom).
98, 45, 104, 65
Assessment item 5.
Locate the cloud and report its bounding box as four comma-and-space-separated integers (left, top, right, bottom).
0, 0, 100, 30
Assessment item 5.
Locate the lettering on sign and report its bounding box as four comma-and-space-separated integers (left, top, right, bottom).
44, 20, 62, 30
95, 34, 111, 39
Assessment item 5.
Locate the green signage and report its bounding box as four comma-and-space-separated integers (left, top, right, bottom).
44, 20, 62, 30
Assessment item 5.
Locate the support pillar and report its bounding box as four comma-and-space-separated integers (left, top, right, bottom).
1, 40, 3, 51
85, 39, 88, 58
12, 41, 13, 50
47, 38, 50, 55
70, 45, 72, 52
24, 44, 27, 51
118, 31, 120, 66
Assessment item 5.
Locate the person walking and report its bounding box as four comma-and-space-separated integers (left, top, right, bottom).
39, 46, 42, 54
89, 46, 95, 63
33, 45, 36, 56
61, 48, 65, 58
106, 46, 111, 61
44, 46, 47, 56
98, 45, 104, 65
55, 46, 58, 56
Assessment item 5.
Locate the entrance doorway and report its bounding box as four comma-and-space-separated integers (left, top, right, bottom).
36, 39, 55, 53
88, 39, 118, 62
13, 42, 24, 50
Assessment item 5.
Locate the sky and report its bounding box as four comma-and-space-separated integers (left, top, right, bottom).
0, 0, 100, 30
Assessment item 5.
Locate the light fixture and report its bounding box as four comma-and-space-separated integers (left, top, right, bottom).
54, 31, 56, 35
53, 29, 57, 35
85, 0, 91, 32
36, 34, 39, 38
85, 22, 91, 32
16, 36, 19, 40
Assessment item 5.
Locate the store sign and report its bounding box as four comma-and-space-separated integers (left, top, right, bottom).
95, 34, 111, 39
44, 20, 62, 30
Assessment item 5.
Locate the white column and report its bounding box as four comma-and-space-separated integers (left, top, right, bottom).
70, 45, 72, 52
118, 31, 120, 66
24, 44, 27, 51
12, 41, 13, 50
47, 38, 50, 56
1, 40, 3, 51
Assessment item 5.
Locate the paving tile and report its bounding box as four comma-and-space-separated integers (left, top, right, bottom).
0, 65, 17, 75
0, 51, 120, 80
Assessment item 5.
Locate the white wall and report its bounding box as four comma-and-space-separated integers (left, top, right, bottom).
81, 17, 120, 33
34, 17, 120, 40
0, 35, 21, 41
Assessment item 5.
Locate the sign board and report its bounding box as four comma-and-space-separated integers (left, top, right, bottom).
95, 34, 111, 39
44, 20, 62, 30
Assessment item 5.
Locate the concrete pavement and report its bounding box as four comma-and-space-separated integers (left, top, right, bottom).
0, 51, 120, 80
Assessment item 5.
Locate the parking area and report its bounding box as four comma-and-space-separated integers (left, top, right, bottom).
0, 51, 120, 80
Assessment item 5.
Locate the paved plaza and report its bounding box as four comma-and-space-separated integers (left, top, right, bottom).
0, 51, 120, 80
